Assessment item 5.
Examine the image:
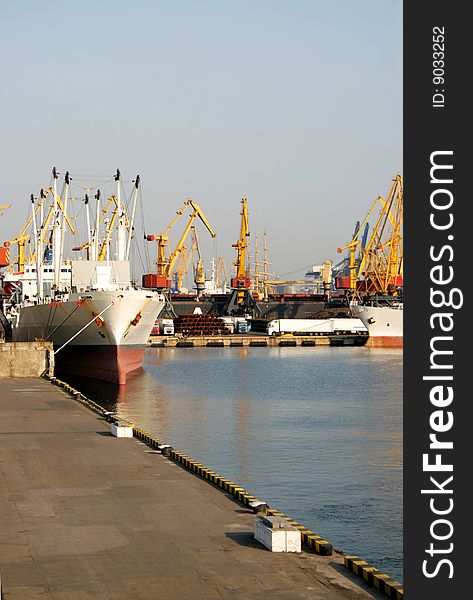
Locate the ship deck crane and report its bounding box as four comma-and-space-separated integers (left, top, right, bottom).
4, 188, 75, 272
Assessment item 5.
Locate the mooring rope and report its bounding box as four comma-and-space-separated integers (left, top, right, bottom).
54, 301, 114, 355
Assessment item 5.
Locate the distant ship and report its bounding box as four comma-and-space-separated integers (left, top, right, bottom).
2, 168, 165, 384
351, 298, 403, 348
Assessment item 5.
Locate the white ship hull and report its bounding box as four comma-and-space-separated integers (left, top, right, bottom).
351, 303, 403, 348
12, 290, 165, 383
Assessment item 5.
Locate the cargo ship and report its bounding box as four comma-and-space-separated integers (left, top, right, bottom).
1, 169, 165, 384
351, 298, 403, 348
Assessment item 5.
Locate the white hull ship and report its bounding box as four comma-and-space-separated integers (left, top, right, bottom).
351, 300, 403, 348
2, 169, 165, 384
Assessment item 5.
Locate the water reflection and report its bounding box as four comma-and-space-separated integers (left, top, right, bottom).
64, 346, 403, 582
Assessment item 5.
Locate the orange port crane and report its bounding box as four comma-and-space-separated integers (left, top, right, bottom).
143, 199, 216, 290
337, 174, 403, 295
0, 204, 11, 268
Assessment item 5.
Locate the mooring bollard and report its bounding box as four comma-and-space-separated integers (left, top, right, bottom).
158, 444, 173, 456
249, 500, 268, 515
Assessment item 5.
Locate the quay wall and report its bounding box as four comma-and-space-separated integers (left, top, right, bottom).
0, 341, 54, 378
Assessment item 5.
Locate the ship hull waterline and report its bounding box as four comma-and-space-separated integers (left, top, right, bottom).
11, 290, 165, 385
54, 344, 145, 385
364, 335, 403, 349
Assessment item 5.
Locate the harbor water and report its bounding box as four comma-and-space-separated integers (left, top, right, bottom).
67, 346, 403, 581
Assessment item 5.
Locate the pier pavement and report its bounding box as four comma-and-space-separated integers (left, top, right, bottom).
0, 378, 384, 599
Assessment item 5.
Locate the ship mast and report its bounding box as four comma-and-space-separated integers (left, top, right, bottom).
31, 194, 41, 300
254, 231, 260, 296
93, 189, 101, 261
115, 169, 127, 261
59, 171, 70, 285
38, 188, 45, 299
52, 167, 61, 292
84, 194, 92, 259
262, 230, 269, 301
125, 175, 140, 260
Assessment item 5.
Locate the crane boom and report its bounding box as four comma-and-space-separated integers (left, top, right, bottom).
232, 197, 249, 281
336, 174, 403, 294
166, 200, 216, 276
143, 198, 216, 289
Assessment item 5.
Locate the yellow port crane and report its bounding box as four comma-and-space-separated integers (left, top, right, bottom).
144, 199, 216, 289
337, 174, 403, 295
171, 244, 188, 291
231, 197, 250, 289
223, 197, 261, 316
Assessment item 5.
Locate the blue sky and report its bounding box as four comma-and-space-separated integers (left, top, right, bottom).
0, 0, 402, 277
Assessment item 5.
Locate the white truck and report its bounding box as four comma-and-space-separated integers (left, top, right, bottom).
267, 318, 367, 336
219, 316, 252, 334
151, 318, 175, 336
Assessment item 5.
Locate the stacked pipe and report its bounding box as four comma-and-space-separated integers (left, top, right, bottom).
175, 314, 231, 336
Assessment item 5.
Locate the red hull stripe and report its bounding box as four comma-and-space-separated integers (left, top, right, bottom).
55, 345, 145, 385
365, 336, 403, 348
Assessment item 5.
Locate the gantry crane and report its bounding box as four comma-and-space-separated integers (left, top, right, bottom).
143, 199, 216, 290
336, 174, 403, 295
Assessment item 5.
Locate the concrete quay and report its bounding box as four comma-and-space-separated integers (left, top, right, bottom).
148, 334, 367, 348
0, 342, 53, 378
0, 378, 384, 599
